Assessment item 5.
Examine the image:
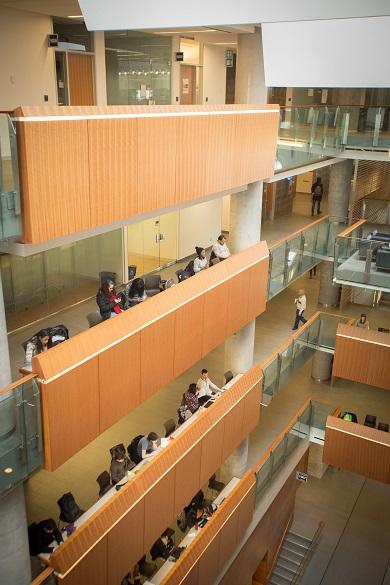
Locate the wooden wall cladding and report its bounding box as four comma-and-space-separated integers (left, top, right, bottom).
33, 243, 268, 470
49, 366, 263, 580
323, 416, 390, 484
14, 104, 279, 243
333, 324, 390, 391
159, 472, 256, 585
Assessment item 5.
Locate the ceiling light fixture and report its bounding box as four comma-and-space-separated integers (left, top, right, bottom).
67, 15, 84, 19
3, 467, 13, 474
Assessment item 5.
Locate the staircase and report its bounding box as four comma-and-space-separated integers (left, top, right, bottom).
267, 529, 315, 585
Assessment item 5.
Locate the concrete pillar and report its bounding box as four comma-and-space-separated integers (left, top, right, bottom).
0, 273, 31, 584
311, 351, 333, 382
224, 182, 262, 477
235, 27, 267, 104
318, 261, 340, 307
328, 160, 353, 221
92, 31, 107, 106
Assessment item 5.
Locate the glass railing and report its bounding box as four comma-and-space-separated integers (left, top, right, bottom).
334, 229, 390, 291
276, 105, 390, 171
0, 375, 42, 494
267, 216, 347, 299
0, 113, 21, 240
262, 312, 350, 403
254, 399, 339, 504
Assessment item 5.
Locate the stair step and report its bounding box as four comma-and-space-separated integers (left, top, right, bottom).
275, 564, 296, 579
278, 556, 301, 572
281, 544, 305, 559
269, 572, 292, 585
285, 537, 310, 551
287, 530, 312, 546
272, 568, 294, 583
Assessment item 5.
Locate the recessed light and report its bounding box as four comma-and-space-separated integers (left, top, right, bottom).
67, 15, 83, 19
4, 467, 13, 474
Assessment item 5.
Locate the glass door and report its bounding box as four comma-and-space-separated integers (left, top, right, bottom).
127, 211, 178, 277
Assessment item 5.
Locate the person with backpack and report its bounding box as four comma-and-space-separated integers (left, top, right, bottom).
193, 247, 208, 273
311, 177, 323, 216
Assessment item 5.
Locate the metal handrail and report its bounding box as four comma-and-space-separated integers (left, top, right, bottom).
290, 521, 325, 585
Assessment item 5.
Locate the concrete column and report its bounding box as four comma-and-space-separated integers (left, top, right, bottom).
235, 27, 267, 104
311, 351, 333, 382
0, 272, 31, 584
328, 160, 353, 221
224, 182, 262, 477
92, 31, 107, 106
318, 261, 340, 307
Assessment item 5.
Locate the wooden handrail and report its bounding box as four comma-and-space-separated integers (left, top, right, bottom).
30, 567, 55, 585
0, 373, 37, 398
268, 215, 329, 251
337, 219, 366, 238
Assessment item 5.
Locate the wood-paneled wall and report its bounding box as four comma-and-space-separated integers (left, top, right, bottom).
14, 104, 279, 243
159, 472, 256, 585
33, 243, 268, 470
323, 416, 390, 484
332, 324, 390, 391
51, 366, 262, 581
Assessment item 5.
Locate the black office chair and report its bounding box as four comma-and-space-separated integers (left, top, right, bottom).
164, 418, 176, 437
364, 414, 376, 428
138, 555, 157, 578
378, 422, 389, 432
109, 443, 126, 459
208, 474, 225, 496
57, 492, 84, 523
96, 471, 111, 497
224, 370, 233, 385
210, 257, 220, 266
128, 265, 137, 281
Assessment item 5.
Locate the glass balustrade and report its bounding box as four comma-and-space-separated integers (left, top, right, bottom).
0, 114, 21, 240
334, 232, 390, 291
0, 376, 42, 495
262, 313, 350, 404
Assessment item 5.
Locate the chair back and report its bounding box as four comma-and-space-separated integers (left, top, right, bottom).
96, 471, 111, 497
364, 414, 376, 427
211, 257, 220, 266
164, 418, 176, 437
86, 311, 103, 328
224, 370, 233, 384
378, 422, 389, 432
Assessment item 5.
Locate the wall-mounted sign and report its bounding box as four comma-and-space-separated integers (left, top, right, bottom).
182, 78, 189, 95
296, 471, 308, 483
225, 49, 234, 68
176, 52, 184, 62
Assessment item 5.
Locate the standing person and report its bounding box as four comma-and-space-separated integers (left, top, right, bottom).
311, 177, 323, 216
196, 369, 220, 404
24, 329, 52, 369
292, 289, 307, 330
211, 234, 230, 263
96, 279, 122, 320
355, 313, 370, 329
193, 247, 209, 273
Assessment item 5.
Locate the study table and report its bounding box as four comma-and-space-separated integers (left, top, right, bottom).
144, 477, 241, 585
41, 374, 243, 562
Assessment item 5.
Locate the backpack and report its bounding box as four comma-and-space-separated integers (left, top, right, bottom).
178, 405, 192, 424
127, 434, 144, 464
57, 492, 84, 523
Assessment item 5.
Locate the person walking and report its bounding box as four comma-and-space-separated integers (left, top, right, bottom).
292, 289, 307, 330
311, 177, 323, 216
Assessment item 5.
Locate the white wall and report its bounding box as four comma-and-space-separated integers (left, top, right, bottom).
0, 6, 56, 110
79, 0, 390, 30
202, 44, 226, 104
178, 199, 222, 258
262, 16, 390, 87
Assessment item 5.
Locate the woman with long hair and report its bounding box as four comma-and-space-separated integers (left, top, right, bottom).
96, 280, 122, 320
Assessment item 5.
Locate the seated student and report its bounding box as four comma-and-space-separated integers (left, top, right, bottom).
193, 247, 209, 273
28, 518, 63, 556
150, 528, 175, 560
211, 234, 230, 262
137, 432, 159, 461
127, 278, 147, 307
96, 280, 122, 320
110, 445, 131, 485
196, 368, 220, 404
24, 329, 53, 368
355, 313, 370, 329
184, 383, 200, 413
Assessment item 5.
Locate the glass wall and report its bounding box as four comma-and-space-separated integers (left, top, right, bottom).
0, 114, 21, 239
1, 229, 123, 330
105, 31, 171, 105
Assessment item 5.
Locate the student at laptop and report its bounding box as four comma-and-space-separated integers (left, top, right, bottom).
196, 369, 220, 405
137, 432, 159, 460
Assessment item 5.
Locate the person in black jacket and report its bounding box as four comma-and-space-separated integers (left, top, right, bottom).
150, 528, 175, 560
311, 177, 324, 216
28, 518, 63, 556
96, 280, 122, 320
